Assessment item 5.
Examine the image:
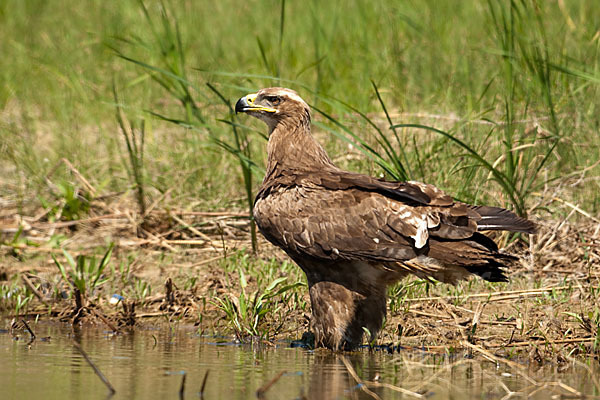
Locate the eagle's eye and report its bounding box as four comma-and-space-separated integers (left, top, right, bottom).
265, 95, 281, 106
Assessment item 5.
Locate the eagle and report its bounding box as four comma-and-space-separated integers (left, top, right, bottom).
235, 87, 536, 350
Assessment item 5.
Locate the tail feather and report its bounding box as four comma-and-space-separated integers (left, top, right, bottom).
462, 259, 510, 282
426, 235, 519, 283
470, 205, 536, 234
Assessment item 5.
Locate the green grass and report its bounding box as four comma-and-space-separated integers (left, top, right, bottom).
52, 243, 114, 300
1, 1, 600, 230
0, 280, 34, 317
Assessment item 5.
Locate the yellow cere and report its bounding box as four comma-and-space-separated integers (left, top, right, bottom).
246, 93, 258, 104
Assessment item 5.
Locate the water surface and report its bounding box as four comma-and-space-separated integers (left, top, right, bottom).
1, 321, 598, 399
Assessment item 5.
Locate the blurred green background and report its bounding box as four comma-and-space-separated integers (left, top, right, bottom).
1, 0, 599, 220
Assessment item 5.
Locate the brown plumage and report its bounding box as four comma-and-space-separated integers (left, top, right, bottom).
235, 87, 536, 350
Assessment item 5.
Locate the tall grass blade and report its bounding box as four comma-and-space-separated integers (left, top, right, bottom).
112, 83, 147, 217
311, 106, 400, 179
371, 80, 411, 180
277, 0, 286, 81
206, 82, 258, 252
391, 123, 525, 215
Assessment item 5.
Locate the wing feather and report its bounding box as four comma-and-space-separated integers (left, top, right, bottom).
254, 169, 532, 282
255, 186, 420, 262
255, 183, 482, 261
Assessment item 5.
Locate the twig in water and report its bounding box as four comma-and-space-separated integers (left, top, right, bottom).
409, 359, 475, 393
340, 356, 382, 400
89, 308, 121, 333
344, 354, 424, 398
21, 319, 36, 345
256, 370, 286, 398
461, 341, 537, 386
199, 370, 210, 398
527, 381, 583, 398
480, 370, 519, 399
179, 372, 186, 399
73, 341, 116, 395
567, 357, 600, 394
364, 381, 424, 399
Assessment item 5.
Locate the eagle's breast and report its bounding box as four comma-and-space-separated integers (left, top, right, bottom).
254, 185, 310, 252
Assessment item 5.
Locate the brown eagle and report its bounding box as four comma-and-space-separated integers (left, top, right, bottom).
235, 87, 535, 350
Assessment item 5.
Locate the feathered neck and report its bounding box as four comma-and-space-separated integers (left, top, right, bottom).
263, 117, 335, 182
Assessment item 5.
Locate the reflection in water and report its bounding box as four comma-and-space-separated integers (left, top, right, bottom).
307, 352, 382, 399
1, 321, 598, 400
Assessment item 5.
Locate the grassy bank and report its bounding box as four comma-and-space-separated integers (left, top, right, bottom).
2, 219, 599, 361
1, 1, 599, 358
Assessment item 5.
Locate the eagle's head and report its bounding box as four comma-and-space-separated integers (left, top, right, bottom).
235, 87, 310, 132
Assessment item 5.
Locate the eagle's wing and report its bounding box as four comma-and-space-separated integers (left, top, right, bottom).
286, 170, 535, 235
254, 180, 478, 262
255, 170, 533, 283
256, 186, 411, 261
258, 169, 449, 206
299, 170, 455, 206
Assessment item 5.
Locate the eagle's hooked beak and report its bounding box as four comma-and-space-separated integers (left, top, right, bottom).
235, 93, 277, 114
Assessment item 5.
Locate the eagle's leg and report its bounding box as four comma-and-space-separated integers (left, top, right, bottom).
307, 279, 387, 351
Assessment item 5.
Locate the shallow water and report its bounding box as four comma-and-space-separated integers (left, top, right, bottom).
1, 321, 598, 400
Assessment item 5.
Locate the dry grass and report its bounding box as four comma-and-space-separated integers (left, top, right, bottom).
1, 170, 599, 365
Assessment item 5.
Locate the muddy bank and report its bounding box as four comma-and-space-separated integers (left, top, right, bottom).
1, 206, 599, 364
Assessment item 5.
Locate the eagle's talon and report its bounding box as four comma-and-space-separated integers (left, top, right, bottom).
290, 331, 315, 349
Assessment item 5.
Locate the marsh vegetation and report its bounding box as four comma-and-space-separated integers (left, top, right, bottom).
1, 1, 599, 397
